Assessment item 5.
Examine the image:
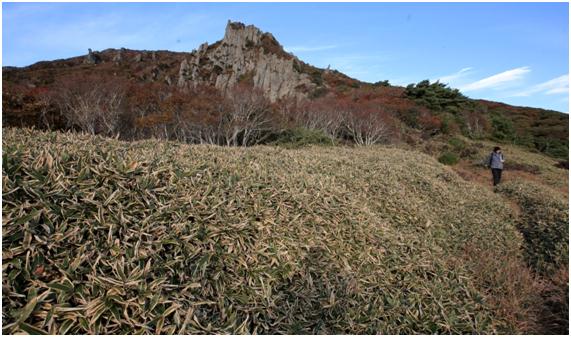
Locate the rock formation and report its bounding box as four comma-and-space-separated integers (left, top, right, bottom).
84, 48, 101, 65
112, 49, 123, 63
177, 20, 318, 101
164, 75, 173, 86
177, 59, 191, 87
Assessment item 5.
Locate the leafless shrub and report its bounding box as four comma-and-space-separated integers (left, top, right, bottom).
296, 97, 346, 142
221, 85, 274, 146
345, 108, 391, 146
55, 76, 126, 137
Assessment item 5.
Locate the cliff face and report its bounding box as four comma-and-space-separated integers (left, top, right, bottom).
177, 21, 317, 101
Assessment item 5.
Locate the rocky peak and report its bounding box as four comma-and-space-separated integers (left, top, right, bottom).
177, 20, 317, 102
222, 20, 264, 48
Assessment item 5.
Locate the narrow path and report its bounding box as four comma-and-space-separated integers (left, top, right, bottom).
452, 160, 568, 334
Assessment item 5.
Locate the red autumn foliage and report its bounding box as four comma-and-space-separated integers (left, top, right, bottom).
2, 82, 63, 129
282, 89, 399, 145
418, 112, 443, 134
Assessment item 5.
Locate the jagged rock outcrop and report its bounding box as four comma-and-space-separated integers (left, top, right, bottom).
112, 49, 123, 63
178, 59, 191, 87
84, 48, 101, 65
177, 20, 318, 101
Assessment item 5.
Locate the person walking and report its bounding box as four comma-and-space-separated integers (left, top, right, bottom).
487, 146, 505, 186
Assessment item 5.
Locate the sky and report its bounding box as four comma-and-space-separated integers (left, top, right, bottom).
2, 2, 569, 113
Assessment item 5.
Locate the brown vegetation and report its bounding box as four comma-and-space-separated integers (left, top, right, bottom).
4, 127, 543, 334
2, 45, 568, 159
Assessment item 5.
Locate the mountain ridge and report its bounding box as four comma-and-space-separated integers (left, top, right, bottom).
4, 21, 362, 102
2, 20, 566, 112
2, 20, 568, 158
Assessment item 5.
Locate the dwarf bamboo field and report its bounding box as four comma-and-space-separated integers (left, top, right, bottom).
1, 127, 563, 334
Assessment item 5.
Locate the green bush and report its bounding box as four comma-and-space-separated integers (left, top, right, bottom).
401, 108, 420, 129
308, 87, 328, 99
490, 113, 516, 141
309, 70, 323, 86
373, 80, 390, 87
448, 137, 466, 151
534, 138, 569, 160
272, 127, 334, 148
447, 137, 480, 159
460, 145, 480, 159
438, 152, 459, 165
349, 82, 360, 88
440, 113, 463, 135
404, 80, 472, 114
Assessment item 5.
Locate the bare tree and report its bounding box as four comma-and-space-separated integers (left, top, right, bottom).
222, 85, 274, 146
345, 106, 391, 146
296, 97, 346, 142
99, 90, 124, 137
35, 89, 56, 129
275, 96, 301, 131
55, 76, 126, 137
463, 110, 488, 138
165, 86, 229, 145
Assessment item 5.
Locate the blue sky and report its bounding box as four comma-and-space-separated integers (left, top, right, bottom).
3, 2, 569, 112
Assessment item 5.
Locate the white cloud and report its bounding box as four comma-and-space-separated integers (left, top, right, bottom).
460, 66, 531, 92
511, 74, 569, 97
547, 87, 569, 95
285, 45, 338, 53
434, 67, 473, 84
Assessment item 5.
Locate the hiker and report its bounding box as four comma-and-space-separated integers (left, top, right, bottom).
486, 146, 505, 186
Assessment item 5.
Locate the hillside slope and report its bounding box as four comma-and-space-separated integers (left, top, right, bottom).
2, 21, 568, 159
2, 128, 545, 334
2, 21, 358, 103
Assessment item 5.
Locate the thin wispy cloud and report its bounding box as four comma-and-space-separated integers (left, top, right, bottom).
434, 67, 473, 84
461, 66, 531, 92
511, 74, 569, 97
285, 45, 338, 53
13, 12, 146, 51
5, 7, 215, 64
